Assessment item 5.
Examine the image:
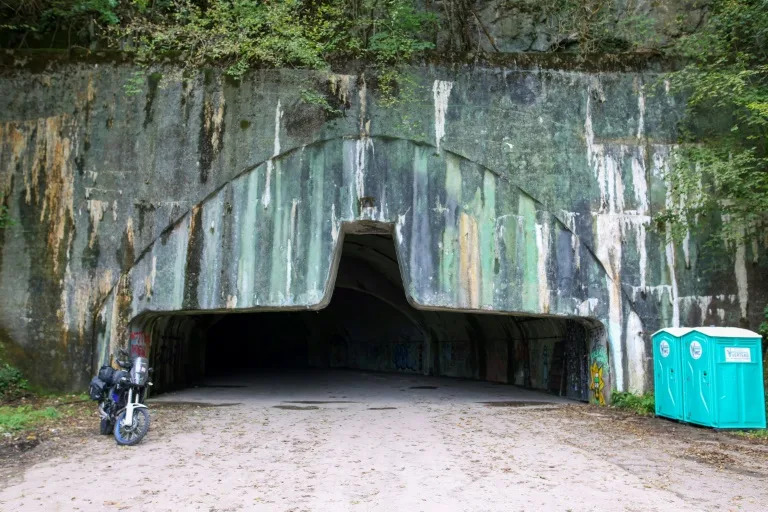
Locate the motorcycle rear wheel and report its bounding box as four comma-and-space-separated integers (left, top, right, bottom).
113, 408, 150, 446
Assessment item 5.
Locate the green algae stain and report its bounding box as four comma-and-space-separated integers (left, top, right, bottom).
237, 169, 260, 306
518, 195, 538, 311
439, 154, 462, 299
480, 171, 496, 308
306, 148, 326, 299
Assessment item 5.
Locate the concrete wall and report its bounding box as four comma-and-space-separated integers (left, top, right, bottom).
0, 57, 765, 403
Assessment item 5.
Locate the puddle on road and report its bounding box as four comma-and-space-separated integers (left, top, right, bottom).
368, 407, 397, 410
273, 405, 320, 411
194, 384, 248, 388
479, 401, 554, 407
283, 401, 357, 404
150, 401, 242, 408
409, 386, 438, 390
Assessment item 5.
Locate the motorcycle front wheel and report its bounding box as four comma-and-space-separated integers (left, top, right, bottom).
113, 408, 150, 446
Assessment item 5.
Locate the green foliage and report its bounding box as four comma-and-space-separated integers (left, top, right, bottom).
123, 71, 145, 96
611, 391, 655, 416
662, 0, 768, 245
116, 0, 433, 83
0, 195, 13, 229
0, 343, 28, 403
0, 406, 59, 433
2, 1, 435, 101
300, 88, 342, 116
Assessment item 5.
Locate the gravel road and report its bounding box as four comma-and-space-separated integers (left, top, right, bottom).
1, 370, 766, 511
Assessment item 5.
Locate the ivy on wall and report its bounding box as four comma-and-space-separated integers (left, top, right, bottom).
661, 0, 768, 245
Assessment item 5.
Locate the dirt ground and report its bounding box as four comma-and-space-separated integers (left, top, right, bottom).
0, 370, 766, 512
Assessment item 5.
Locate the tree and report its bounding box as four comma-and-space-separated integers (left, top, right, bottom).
662, 0, 768, 244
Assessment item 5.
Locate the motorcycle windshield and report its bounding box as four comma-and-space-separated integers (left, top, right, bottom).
130, 357, 149, 385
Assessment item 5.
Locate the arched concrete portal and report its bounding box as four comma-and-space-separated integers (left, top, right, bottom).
130, 234, 601, 402
94, 137, 616, 404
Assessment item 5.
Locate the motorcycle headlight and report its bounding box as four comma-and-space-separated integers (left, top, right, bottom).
130, 357, 149, 385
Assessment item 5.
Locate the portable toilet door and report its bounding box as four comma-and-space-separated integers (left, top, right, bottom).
652, 329, 685, 420
682, 330, 715, 426
706, 328, 766, 429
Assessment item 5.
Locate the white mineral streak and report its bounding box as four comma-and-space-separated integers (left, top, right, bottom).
331, 204, 339, 242
201, 197, 223, 308
682, 231, 691, 268
535, 222, 550, 312
262, 100, 283, 208
631, 153, 649, 289
587, 83, 624, 391
752, 237, 759, 263
577, 298, 599, 317
735, 239, 748, 318
396, 213, 407, 246
561, 211, 580, 269
680, 295, 712, 323
631, 284, 671, 302
626, 310, 646, 394
663, 167, 681, 327
173, 217, 189, 309
636, 84, 645, 140
433, 80, 453, 152
286, 199, 298, 298
272, 100, 282, 158
355, 137, 374, 201
329, 74, 352, 105
86, 199, 109, 248
226, 295, 238, 308
148, 255, 157, 297
665, 241, 680, 327
358, 77, 368, 135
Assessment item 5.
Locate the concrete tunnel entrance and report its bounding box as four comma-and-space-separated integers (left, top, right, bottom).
140, 234, 596, 402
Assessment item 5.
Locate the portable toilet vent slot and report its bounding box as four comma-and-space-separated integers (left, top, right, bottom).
652, 327, 766, 429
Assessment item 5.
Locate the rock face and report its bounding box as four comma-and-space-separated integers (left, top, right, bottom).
0, 57, 765, 403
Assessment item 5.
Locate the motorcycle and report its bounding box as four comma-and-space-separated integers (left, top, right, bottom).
88, 349, 153, 446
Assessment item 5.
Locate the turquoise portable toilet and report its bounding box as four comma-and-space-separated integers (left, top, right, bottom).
681, 327, 766, 429
652, 328, 686, 420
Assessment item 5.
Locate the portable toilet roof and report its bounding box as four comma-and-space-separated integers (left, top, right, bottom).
653, 327, 761, 338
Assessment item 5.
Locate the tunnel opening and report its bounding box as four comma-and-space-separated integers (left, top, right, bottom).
140, 234, 596, 402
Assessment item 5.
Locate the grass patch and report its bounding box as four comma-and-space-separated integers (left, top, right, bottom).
0, 406, 60, 433
611, 392, 655, 416
733, 429, 768, 440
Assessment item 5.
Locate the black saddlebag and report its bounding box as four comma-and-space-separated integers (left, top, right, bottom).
88, 377, 108, 401
98, 365, 115, 383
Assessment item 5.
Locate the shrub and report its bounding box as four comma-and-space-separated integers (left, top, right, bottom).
611, 391, 655, 416
0, 343, 28, 403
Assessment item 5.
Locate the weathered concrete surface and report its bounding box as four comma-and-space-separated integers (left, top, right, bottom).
1, 370, 766, 511
0, 58, 765, 397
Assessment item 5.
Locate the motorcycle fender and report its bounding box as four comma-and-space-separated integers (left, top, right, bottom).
116, 403, 148, 415
118, 403, 148, 426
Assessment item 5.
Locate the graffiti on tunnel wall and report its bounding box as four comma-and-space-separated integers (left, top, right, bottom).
393, 343, 422, 372
130, 330, 149, 358
589, 346, 608, 406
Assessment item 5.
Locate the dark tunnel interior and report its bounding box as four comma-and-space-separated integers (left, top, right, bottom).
143, 234, 596, 401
